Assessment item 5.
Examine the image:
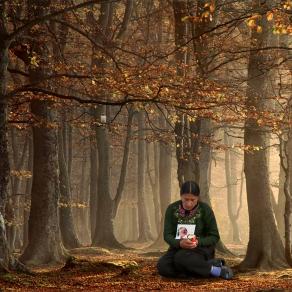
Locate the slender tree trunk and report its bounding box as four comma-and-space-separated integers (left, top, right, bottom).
61, 112, 73, 179
112, 106, 135, 218
0, 42, 11, 267
146, 142, 160, 234
58, 129, 80, 249
224, 131, 241, 243
8, 131, 29, 251
286, 135, 292, 265
89, 128, 98, 239
23, 135, 33, 250
126, 140, 139, 242
67, 123, 73, 179
199, 119, 212, 204
137, 111, 153, 242
150, 113, 171, 248
275, 163, 285, 241
76, 145, 90, 245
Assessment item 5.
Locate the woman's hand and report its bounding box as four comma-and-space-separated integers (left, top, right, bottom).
179, 237, 198, 249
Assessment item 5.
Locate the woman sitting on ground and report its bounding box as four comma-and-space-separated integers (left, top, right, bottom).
157, 181, 233, 280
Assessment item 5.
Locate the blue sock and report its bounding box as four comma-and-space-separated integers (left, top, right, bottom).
210, 265, 221, 277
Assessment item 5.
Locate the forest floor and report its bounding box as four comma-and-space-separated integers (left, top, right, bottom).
0, 244, 292, 291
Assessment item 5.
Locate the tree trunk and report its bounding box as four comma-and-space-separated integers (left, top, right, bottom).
7, 131, 28, 251
60, 112, 73, 179
20, 0, 68, 264
112, 106, 135, 218
0, 24, 13, 272
279, 134, 292, 265
58, 129, 80, 249
275, 164, 285, 242
150, 112, 171, 248
137, 110, 153, 242
91, 107, 123, 248
199, 119, 212, 204
286, 134, 292, 265
146, 142, 160, 234
239, 1, 287, 270
76, 145, 90, 245
224, 131, 241, 244
86, 1, 133, 247
23, 135, 33, 251
0, 3, 27, 272
20, 99, 67, 265
89, 128, 98, 239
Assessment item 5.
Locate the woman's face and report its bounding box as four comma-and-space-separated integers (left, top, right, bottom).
181, 193, 199, 210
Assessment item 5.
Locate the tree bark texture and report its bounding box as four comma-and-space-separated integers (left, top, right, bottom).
137, 110, 153, 242
58, 129, 80, 249
240, 0, 287, 269
224, 132, 241, 243
20, 100, 67, 265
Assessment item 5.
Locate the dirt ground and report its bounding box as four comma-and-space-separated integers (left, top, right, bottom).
1, 246, 292, 291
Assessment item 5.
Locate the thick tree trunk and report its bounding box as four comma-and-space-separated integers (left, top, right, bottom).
173, 0, 232, 255
91, 107, 123, 248
239, 1, 287, 270
173, 0, 197, 186
20, 0, 68, 264
20, 100, 67, 265
87, 1, 132, 247
0, 4, 27, 272
242, 125, 287, 269
58, 129, 80, 249
280, 135, 292, 265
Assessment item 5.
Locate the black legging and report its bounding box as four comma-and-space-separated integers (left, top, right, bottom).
157, 247, 214, 278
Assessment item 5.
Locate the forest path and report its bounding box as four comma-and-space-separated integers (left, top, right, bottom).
0, 246, 292, 291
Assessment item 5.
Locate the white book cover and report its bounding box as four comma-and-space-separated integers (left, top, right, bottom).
175, 224, 196, 239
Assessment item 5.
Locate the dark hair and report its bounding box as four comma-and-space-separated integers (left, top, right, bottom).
180, 181, 200, 196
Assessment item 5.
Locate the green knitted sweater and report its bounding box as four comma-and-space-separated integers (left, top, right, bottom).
163, 200, 220, 249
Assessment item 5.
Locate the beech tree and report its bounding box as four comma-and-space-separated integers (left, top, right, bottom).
0, 0, 105, 269
239, 0, 288, 270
